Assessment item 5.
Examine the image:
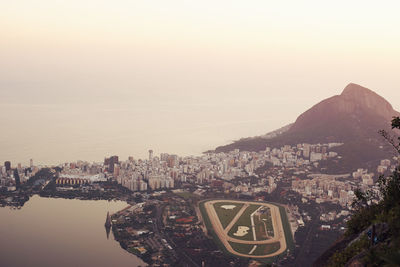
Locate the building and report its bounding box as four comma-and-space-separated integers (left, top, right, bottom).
140, 180, 147, 191
303, 144, 311, 158
362, 173, 374, 185
104, 156, 119, 173
167, 155, 178, 168
56, 177, 89, 185
4, 161, 11, 172
14, 169, 21, 188
310, 152, 322, 162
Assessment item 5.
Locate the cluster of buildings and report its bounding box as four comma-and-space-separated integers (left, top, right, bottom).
0, 159, 38, 191
51, 142, 344, 198
6, 142, 397, 214
107, 143, 337, 194
55, 161, 107, 186
265, 143, 342, 168
376, 159, 397, 174
1, 140, 345, 198
292, 174, 357, 207
291, 157, 399, 210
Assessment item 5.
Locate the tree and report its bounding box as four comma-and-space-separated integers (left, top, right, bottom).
378, 116, 400, 155
378, 117, 400, 212
345, 116, 400, 264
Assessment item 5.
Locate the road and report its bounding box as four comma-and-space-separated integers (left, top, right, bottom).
294, 206, 322, 266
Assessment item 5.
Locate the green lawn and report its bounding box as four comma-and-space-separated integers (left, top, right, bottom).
252, 242, 280, 256
227, 204, 261, 241
228, 241, 254, 255
228, 241, 281, 257
279, 205, 294, 253
174, 191, 196, 200
254, 207, 274, 240
254, 213, 268, 240
213, 202, 244, 229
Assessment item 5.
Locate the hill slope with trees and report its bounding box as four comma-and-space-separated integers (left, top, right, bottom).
314, 116, 400, 266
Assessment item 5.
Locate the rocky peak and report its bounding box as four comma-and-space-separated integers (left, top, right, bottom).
340, 83, 396, 119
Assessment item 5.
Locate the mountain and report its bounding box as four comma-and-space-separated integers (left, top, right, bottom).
215, 83, 400, 172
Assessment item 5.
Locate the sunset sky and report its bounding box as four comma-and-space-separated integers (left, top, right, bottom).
1, 0, 400, 165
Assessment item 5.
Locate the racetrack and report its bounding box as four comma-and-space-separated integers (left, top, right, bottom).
203, 200, 287, 258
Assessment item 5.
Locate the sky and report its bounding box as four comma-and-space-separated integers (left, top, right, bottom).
1, 0, 400, 166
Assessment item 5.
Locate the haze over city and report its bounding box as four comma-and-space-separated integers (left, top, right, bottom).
1, 0, 400, 165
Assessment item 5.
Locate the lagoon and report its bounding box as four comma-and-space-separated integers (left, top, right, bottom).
0, 195, 145, 267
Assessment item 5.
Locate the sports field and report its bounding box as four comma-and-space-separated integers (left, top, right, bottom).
201, 199, 290, 259
213, 202, 244, 229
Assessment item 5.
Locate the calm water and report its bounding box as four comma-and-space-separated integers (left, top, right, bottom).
0, 195, 146, 267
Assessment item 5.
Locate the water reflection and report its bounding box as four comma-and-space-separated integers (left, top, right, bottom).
105, 211, 112, 239
0, 195, 145, 267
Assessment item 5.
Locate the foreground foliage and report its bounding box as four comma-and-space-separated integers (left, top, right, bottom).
326, 117, 400, 266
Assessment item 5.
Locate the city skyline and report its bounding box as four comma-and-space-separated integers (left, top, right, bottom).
2, 2, 400, 266
2, 1, 400, 165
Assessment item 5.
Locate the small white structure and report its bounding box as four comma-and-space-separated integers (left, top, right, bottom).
233, 226, 250, 237
221, 205, 236, 210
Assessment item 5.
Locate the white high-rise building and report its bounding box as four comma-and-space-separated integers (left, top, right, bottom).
140, 180, 147, 191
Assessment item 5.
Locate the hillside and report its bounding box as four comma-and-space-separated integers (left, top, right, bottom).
314, 117, 400, 267
215, 83, 399, 172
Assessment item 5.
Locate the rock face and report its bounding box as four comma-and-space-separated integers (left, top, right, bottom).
287, 83, 399, 142
341, 83, 396, 119
214, 83, 399, 172
292, 83, 398, 131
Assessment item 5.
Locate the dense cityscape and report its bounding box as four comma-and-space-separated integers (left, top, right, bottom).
1, 140, 397, 266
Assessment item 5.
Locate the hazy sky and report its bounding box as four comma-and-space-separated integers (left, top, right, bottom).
1, 0, 400, 165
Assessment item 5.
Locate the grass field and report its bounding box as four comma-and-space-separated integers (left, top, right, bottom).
228, 241, 280, 256
200, 199, 294, 264
228, 242, 254, 254
227, 204, 260, 241
279, 205, 294, 253
213, 202, 244, 229
252, 242, 280, 256
174, 191, 197, 200
254, 207, 274, 240
254, 213, 268, 240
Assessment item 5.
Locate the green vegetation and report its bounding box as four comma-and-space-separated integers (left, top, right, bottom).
327, 236, 369, 266
128, 247, 140, 254
213, 202, 244, 229
228, 242, 254, 255
228, 241, 280, 257
228, 240, 281, 257
227, 204, 260, 241
254, 207, 274, 240
325, 117, 400, 266
174, 191, 197, 200
278, 204, 294, 254
252, 242, 280, 256
253, 215, 267, 240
